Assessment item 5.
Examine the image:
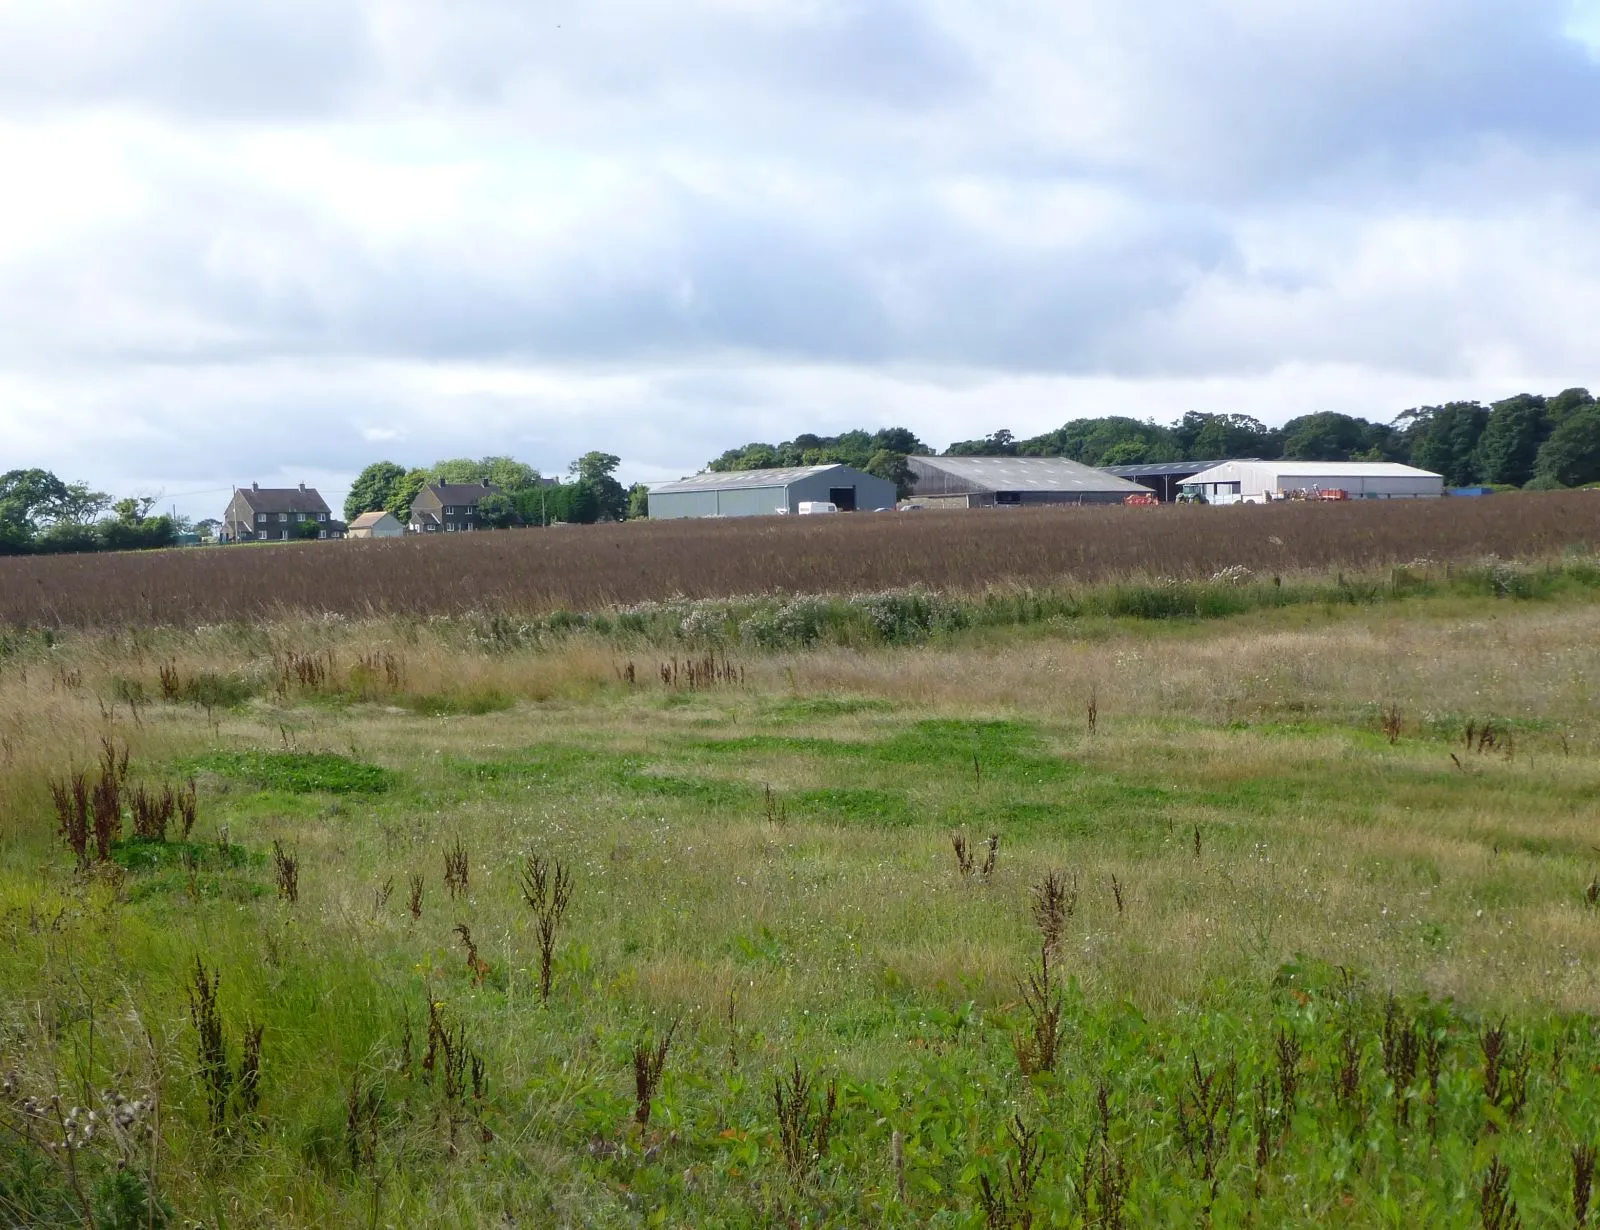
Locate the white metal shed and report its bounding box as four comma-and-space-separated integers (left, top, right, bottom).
1181, 461, 1444, 505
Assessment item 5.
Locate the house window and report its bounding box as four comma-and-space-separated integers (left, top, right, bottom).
279, 512, 289, 523
281, 531, 289, 540
445, 524, 456, 532
318, 512, 327, 521
318, 531, 327, 539
256, 513, 267, 524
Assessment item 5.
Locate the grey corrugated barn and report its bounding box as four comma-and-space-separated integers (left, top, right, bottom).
907, 456, 1148, 507
648, 464, 898, 519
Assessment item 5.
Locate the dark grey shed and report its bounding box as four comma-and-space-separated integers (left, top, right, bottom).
648, 464, 898, 519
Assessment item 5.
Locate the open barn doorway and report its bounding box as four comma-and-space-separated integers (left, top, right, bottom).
828, 487, 857, 511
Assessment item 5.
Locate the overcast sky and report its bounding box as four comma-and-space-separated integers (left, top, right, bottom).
3, 0, 1599, 518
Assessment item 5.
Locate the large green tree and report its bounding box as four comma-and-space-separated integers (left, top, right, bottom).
1534, 406, 1600, 487
345, 461, 407, 522
1173, 412, 1280, 461
863, 450, 913, 500
570, 452, 626, 521
386, 469, 431, 522
708, 427, 929, 472
1398, 402, 1489, 486
1474, 394, 1550, 487
626, 483, 651, 520
475, 491, 519, 528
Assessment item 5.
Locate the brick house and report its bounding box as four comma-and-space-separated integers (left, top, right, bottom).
222, 483, 342, 542
408, 481, 500, 533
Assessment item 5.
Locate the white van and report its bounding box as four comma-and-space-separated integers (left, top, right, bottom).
796, 501, 838, 515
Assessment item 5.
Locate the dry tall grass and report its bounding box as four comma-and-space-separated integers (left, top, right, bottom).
4, 493, 1599, 627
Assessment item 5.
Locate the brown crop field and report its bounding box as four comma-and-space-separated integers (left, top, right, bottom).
3, 492, 1599, 628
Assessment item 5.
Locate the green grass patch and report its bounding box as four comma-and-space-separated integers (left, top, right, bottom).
764, 696, 898, 720
792, 787, 915, 827
401, 688, 516, 717
187, 751, 397, 794
110, 838, 258, 872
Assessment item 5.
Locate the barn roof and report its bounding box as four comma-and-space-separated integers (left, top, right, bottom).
909, 456, 1146, 494
651, 464, 856, 494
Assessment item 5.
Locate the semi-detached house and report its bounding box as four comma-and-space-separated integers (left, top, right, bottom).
222, 483, 342, 541
409, 481, 499, 532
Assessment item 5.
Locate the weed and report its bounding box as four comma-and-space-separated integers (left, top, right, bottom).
50, 771, 91, 870
1079, 1085, 1127, 1230
1381, 705, 1403, 745
1576, 1143, 1598, 1228
130, 783, 175, 842
272, 841, 299, 904
444, 838, 469, 899
1177, 1053, 1237, 1193
1276, 1028, 1303, 1122
981, 834, 999, 880
408, 873, 424, 921
1193, 824, 1203, 858
633, 1017, 679, 1127
345, 1072, 381, 1174
1480, 1156, 1520, 1230
177, 778, 197, 839
1013, 946, 1063, 1078
188, 958, 231, 1135
1110, 875, 1125, 916
761, 784, 788, 827
1031, 870, 1076, 955
454, 924, 490, 985
1336, 1022, 1362, 1118
1482, 1022, 1531, 1129
772, 1062, 836, 1182
952, 831, 974, 881
519, 854, 573, 1004
92, 738, 128, 862
1087, 688, 1098, 735
977, 1115, 1043, 1230
237, 1022, 264, 1119
374, 876, 394, 915
1381, 996, 1421, 1127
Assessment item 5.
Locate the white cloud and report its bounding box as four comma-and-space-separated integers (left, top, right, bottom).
0, 0, 1596, 518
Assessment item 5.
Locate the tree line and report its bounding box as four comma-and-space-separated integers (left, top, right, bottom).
344, 452, 650, 526
0, 470, 182, 556
708, 389, 1600, 490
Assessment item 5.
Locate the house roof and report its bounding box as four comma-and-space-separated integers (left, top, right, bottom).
1184, 460, 1443, 484
232, 486, 331, 514
910, 456, 1147, 494
651, 464, 858, 494
421, 482, 498, 504
348, 511, 397, 529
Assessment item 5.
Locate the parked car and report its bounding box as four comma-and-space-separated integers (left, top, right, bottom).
796, 501, 838, 515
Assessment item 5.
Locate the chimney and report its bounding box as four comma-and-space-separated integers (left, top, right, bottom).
299, 482, 306, 492
252, 482, 259, 491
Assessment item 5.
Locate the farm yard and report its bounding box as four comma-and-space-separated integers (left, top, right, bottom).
4, 502, 1600, 1225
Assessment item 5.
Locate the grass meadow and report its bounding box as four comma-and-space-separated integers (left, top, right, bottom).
5, 552, 1600, 1223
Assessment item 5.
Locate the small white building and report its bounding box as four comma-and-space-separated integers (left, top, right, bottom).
347, 510, 405, 539
1181, 461, 1444, 505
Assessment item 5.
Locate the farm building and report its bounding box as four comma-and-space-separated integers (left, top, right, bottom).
1100, 460, 1244, 503
1181, 461, 1445, 504
347, 511, 405, 539
648, 464, 898, 519
906, 456, 1148, 507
